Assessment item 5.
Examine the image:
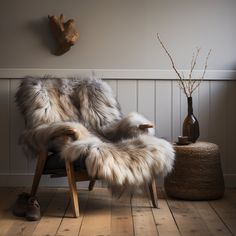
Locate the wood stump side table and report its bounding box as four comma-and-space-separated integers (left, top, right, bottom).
164, 142, 225, 200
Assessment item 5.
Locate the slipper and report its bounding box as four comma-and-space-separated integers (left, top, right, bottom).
25, 196, 41, 221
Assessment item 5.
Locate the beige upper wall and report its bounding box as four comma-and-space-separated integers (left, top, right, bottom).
0, 0, 235, 70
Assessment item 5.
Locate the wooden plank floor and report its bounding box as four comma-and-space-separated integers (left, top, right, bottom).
0, 187, 235, 236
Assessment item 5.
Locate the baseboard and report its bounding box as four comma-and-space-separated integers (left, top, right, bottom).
0, 173, 235, 188
223, 174, 236, 188
0, 173, 93, 188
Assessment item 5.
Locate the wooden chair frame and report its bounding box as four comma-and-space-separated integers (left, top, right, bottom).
30, 149, 158, 218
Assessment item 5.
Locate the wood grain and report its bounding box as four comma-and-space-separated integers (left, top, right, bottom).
79, 188, 112, 236
5, 188, 56, 236
192, 201, 232, 236
209, 190, 236, 235
32, 190, 70, 236
167, 199, 211, 235
152, 190, 180, 236
111, 193, 133, 236
0, 188, 236, 236
131, 191, 158, 236
56, 191, 89, 236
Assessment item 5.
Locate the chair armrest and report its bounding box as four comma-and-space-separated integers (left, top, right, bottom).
102, 112, 155, 141
19, 122, 81, 155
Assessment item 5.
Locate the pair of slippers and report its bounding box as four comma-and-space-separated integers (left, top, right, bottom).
12, 192, 41, 221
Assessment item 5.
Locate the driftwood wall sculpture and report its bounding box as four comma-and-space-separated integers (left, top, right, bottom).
48, 14, 79, 55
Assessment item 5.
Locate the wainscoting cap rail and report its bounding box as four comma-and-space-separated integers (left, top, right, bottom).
0, 68, 235, 80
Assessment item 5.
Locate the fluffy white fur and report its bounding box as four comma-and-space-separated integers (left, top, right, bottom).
102, 112, 155, 141
125, 112, 155, 136
62, 132, 175, 187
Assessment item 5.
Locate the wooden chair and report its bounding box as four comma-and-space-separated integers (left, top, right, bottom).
30, 150, 96, 217
30, 149, 158, 217
16, 77, 159, 218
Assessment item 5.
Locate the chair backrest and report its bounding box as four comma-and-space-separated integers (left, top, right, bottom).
16, 76, 122, 132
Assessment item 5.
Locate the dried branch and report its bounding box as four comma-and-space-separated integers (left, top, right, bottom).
157, 33, 211, 98
201, 49, 212, 80
157, 33, 188, 97
190, 49, 212, 96
189, 48, 200, 80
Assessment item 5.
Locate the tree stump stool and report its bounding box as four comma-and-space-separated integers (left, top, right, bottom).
164, 142, 225, 200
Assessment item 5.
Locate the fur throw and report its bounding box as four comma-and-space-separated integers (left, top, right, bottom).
16, 76, 122, 132
16, 76, 175, 188
62, 130, 174, 187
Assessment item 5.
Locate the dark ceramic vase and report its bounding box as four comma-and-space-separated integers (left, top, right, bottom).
182, 96, 199, 142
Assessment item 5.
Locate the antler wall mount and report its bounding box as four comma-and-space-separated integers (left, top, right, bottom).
48, 14, 79, 55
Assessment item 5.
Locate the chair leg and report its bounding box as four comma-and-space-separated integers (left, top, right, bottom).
88, 180, 96, 191
149, 178, 158, 208
65, 159, 79, 218
30, 150, 47, 197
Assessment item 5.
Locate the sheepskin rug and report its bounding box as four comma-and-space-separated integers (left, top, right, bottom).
16, 76, 175, 188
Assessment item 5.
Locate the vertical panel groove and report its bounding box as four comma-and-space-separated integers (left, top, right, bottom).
197, 86, 200, 118
136, 80, 139, 112
9, 80, 11, 185
115, 79, 118, 98
209, 81, 211, 140
179, 86, 182, 136
171, 81, 173, 141
225, 81, 229, 173
154, 80, 157, 136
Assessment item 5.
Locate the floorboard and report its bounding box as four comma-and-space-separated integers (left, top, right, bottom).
78, 188, 112, 236
167, 199, 213, 236
209, 190, 236, 235
5, 188, 56, 236
0, 187, 235, 236
0, 187, 24, 235
131, 190, 158, 236
32, 189, 70, 236
192, 201, 232, 236
56, 190, 89, 236
111, 193, 134, 236
152, 190, 180, 236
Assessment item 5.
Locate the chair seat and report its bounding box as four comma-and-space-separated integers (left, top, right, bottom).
43, 152, 87, 175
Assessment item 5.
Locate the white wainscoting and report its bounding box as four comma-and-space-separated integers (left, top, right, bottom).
0, 75, 236, 187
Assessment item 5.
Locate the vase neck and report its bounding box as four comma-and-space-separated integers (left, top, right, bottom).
187, 97, 193, 115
